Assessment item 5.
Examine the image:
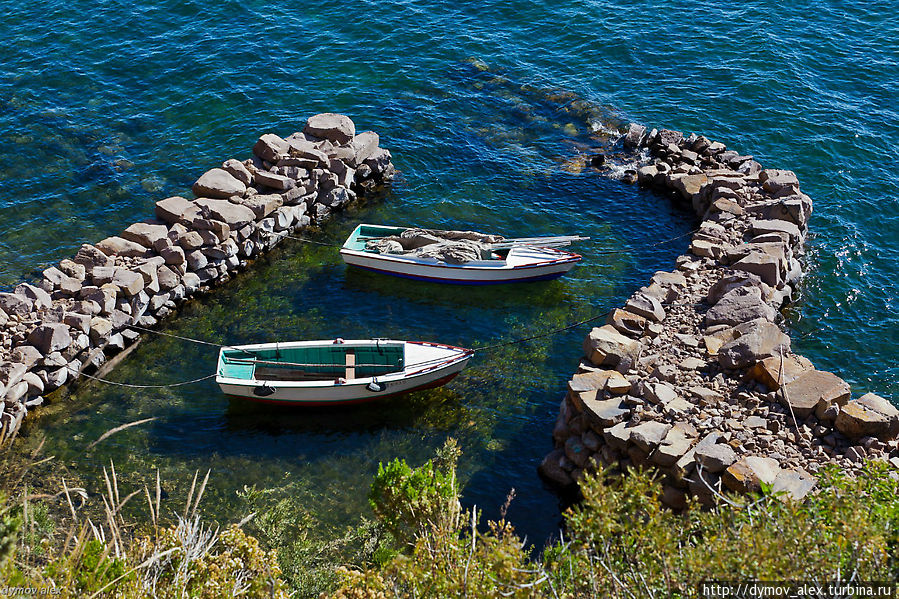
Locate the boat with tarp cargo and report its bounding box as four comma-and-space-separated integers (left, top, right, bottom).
339, 224, 586, 284
216, 339, 472, 405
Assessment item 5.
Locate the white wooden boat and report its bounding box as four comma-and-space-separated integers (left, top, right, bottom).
339, 224, 585, 285
216, 339, 472, 406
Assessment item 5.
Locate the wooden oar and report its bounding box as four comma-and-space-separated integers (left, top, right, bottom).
486, 235, 589, 250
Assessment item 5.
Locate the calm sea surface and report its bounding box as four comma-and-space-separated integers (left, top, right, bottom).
1, 0, 896, 546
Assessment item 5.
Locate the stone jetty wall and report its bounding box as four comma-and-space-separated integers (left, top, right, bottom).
0, 113, 394, 441
539, 125, 899, 506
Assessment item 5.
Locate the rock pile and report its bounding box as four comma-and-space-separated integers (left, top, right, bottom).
0, 113, 394, 441
540, 124, 898, 506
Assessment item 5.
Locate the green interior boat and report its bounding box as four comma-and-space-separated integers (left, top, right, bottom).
218, 344, 405, 382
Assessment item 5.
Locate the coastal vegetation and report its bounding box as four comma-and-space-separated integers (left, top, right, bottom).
2, 437, 898, 598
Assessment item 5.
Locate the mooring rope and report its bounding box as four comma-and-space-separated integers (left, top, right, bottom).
471, 313, 607, 353
66, 366, 217, 389
76, 223, 703, 390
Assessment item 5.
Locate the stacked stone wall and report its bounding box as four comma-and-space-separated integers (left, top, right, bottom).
540, 124, 899, 505
0, 113, 394, 440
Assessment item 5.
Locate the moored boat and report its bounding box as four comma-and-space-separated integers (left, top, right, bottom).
216, 339, 472, 406
339, 224, 586, 285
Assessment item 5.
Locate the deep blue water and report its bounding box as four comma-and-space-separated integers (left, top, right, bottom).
2, 0, 897, 546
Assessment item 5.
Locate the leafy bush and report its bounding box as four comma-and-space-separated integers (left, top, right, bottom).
330, 445, 899, 599
368, 438, 462, 546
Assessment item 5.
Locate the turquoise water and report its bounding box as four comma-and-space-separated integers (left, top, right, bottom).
2, 0, 897, 545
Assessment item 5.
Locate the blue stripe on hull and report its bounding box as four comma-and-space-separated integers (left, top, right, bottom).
349, 264, 567, 285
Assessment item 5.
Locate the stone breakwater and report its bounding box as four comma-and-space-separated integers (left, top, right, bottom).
539, 124, 899, 506
0, 113, 394, 441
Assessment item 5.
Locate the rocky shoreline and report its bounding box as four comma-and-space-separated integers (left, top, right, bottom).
539, 125, 899, 505
0, 113, 394, 441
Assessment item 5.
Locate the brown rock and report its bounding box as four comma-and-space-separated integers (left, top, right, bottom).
27, 323, 73, 354
253, 133, 290, 162
695, 443, 737, 473
193, 168, 247, 199
717, 320, 790, 370
705, 286, 776, 327
112, 269, 145, 297
629, 421, 671, 453
222, 159, 253, 186
723, 456, 780, 493
835, 393, 899, 440
748, 354, 814, 391
781, 369, 850, 419
96, 236, 151, 258
304, 113, 356, 145
580, 395, 631, 427
624, 293, 665, 322
254, 170, 296, 191
155, 196, 194, 224
350, 131, 380, 164
583, 325, 640, 368
194, 198, 256, 228
771, 468, 816, 500
606, 308, 648, 337
121, 222, 169, 249
538, 449, 574, 487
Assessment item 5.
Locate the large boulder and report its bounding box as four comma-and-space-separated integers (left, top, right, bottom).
121, 222, 169, 249
15, 283, 52, 310
717, 319, 790, 370
194, 198, 256, 228
723, 456, 780, 493
747, 354, 814, 391
624, 293, 665, 322
254, 170, 295, 191
629, 421, 671, 453
155, 196, 194, 225
759, 169, 799, 194
350, 131, 380, 165
112, 269, 145, 297
705, 285, 776, 327
27, 323, 73, 354
253, 134, 290, 163
285, 136, 330, 163
192, 168, 247, 199
732, 250, 784, 288
605, 308, 648, 338
568, 370, 631, 396
236, 194, 283, 219
0, 292, 33, 316
781, 369, 850, 419
73, 243, 113, 268
304, 113, 355, 145
651, 425, 697, 467
835, 393, 899, 440
96, 236, 150, 258
222, 159, 253, 186
695, 443, 737, 473
671, 173, 708, 204
750, 219, 803, 246
580, 396, 631, 427
583, 325, 641, 368
538, 449, 574, 487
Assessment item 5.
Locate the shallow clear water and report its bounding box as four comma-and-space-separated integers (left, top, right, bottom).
2, 0, 897, 544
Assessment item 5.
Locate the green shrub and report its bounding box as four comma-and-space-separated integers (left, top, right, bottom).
368, 438, 461, 546
330, 448, 899, 599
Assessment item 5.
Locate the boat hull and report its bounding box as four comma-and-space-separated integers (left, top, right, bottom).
216, 340, 471, 406
339, 249, 580, 285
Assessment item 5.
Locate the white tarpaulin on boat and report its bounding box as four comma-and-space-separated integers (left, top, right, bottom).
365, 228, 503, 263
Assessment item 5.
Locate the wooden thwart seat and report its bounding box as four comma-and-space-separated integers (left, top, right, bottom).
345, 351, 356, 380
